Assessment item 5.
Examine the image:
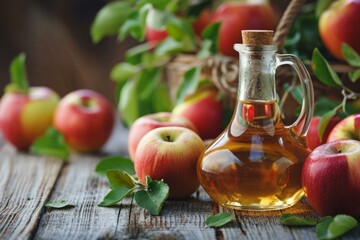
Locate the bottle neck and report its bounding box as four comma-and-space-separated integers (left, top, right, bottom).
236, 45, 277, 101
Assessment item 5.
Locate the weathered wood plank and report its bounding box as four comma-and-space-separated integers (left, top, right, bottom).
118, 189, 216, 240
0, 144, 64, 239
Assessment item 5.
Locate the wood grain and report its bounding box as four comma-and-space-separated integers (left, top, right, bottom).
0, 144, 64, 239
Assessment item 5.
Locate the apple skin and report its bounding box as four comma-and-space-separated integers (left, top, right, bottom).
0, 87, 60, 150
128, 112, 198, 161
319, 0, 360, 61
302, 140, 360, 216
54, 89, 115, 152
212, 2, 277, 56
172, 90, 224, 140
306, 116, 341, 150
134, 126, 205, 199
327, 114, 360, 142
192, 9, 212, 37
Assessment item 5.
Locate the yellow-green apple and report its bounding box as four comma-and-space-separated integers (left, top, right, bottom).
127, 112, 198, 161
306, 116, 341, 150
327, 114, 360, 142
173, 90, 224, 140
54, 89, 115, 152
134, 126, 205, 199
212, 2, 277, 56
302, 140, 360, 216
319, 0, 360, 60
0, 87, 60, 150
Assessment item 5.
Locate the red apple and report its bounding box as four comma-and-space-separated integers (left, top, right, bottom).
306, 116, 341, 150
319, 0, 360, 61
172, 90, 224, 140
145, 7, 168, 43
212, 2, 277, 56
327, 114, 360, 142
302, 140, 360, 216
134, 126, 205, 199
0, 87, 60, 150
54, 89, 115, 152
127, 112, 198, 161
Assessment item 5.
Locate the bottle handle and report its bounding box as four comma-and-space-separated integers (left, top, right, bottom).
276, 54, 314, 137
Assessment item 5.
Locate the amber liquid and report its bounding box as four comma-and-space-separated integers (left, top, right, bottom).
197, 100, 310, 210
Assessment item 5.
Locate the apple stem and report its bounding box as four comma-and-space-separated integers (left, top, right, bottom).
166, 135, 171, 142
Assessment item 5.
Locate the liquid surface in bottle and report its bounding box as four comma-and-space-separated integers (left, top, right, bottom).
197, 100, 310, 210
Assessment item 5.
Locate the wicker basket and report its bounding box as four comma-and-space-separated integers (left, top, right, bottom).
165, 0, 355, 108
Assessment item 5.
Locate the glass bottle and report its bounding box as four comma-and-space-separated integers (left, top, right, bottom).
197, 30, 314, 210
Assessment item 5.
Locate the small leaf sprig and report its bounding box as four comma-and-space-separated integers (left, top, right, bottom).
280, 214, 358, 240
95, 156, 169, 215
45, 200, 75, 209
205, 212, 235, 227
311, 43, 360, 141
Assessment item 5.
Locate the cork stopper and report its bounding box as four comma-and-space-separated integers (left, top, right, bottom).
241, 30, 274, 45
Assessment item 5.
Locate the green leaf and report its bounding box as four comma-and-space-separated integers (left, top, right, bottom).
279, 214, 317, 227
166, 17, 196, 51
95, 156, 135, 176
318, 107, 339, 142
312, 48, 342, 88
349, 69, 360, 83
90, 1, 132, 43
125, 43, 152, 65
176, 66, 201, 105
201, 22, 221, 54
316, 215, 358, 240
342, 43, 360, 67
283, 83, 303, 105
45, 200, 75, 209
155, 38, 184, 56
118, 80, 139, 127
152, 82, 173, 112
118, 4, 150, 41
134, 176, 169, 215
315, 0, 333, 17
205, 212, 235, 227
197, 39, 212, 59
146, 7, 168, 30
314, 97, 341, 116
98, 187, 134, 207
8, 52, 29, 94
106, 169, 137, 190
110, 63, 139, 83
30, 128, 70, 161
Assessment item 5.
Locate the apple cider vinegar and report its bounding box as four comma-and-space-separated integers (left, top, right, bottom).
197, 100, 310, 210
197, 30, 314, 211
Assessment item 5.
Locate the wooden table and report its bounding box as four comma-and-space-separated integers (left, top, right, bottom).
1, 123, 359, 240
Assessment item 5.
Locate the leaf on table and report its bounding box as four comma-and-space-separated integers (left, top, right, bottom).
279, 214, 317, 227
106, 169, 137, 190
30, 128, 70, 161
205, 212, 235, 227
312, 48, 343, 88
45, 200, 75, 209
176, 66, 201, 105
134, 176, 169, 215
98, 187, 135, 207
90, 1, 132, 43
95, 156, 135, 176
342, 43, 360, 67
318, 107, 340, 142
7, 52, 29, 94
316, 215, 358, 240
